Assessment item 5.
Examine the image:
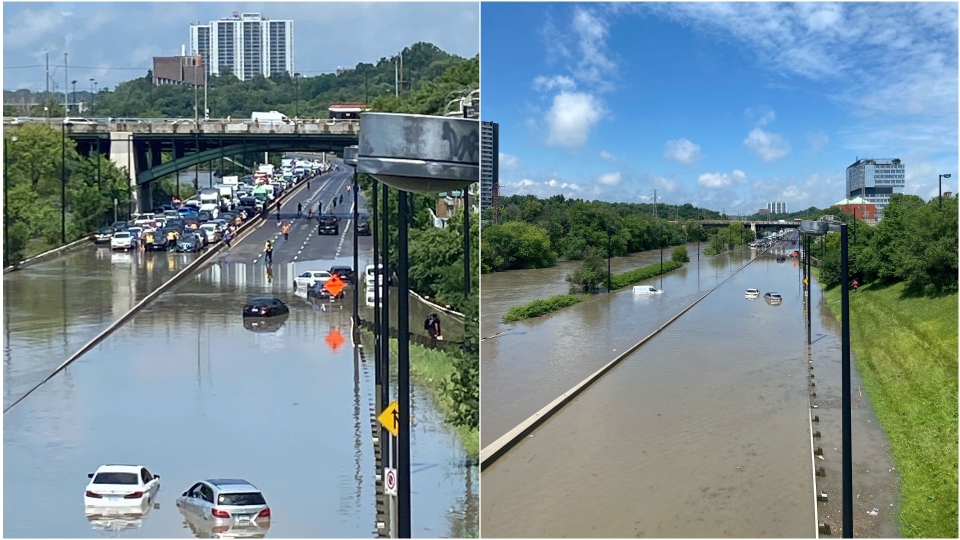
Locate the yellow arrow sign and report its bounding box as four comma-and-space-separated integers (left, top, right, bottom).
804, 278, 809, 285
378, 401, 400, 437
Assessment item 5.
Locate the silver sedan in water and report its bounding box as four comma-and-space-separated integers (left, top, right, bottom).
176, 479, 271, 537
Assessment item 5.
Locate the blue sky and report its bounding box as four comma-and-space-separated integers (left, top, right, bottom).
3, 2, 478, 91
482, 2, 958, 213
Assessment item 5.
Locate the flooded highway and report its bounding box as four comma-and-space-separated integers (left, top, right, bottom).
480, 243, 748, 445
3, 165, 478, 537
3, 247, 198, 409
481, 236, 897, 537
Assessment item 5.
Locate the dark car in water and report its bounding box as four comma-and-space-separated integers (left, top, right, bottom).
92, 226, 115, 244
242, 297, 290, 318
307, 281, 344, 300
318, 215, 339, 235
175, 235, 203, 253
329, 265, 355, 284
356, 218, 371, 236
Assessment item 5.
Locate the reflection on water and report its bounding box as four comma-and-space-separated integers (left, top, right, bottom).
5, 255, 478, 538
178, 506, 270, 539
3, 247, 197, 409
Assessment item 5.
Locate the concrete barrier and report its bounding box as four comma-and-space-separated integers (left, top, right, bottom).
479, 254, 761, 469
2, 175, 316, 415
410, 290, 465, 320
3, 235, 93, 274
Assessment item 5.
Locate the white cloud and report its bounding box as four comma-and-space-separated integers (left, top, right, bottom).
745, 106, 776, 127
663, 138, 703, 164
653, 176, 680, 193
600, 150, 615, 161
595, 172, 622, 186
570, 7, 617, 89
698, 170, 747, 189
533, 75, 576, 92
499, 152, 521, 170
544, 91, 607, 148
502, 177, 583, 198
743, 128, 791, 162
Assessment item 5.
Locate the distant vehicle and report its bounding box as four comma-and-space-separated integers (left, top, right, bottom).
84, 465, 160, 512
92, 226, 115, 244
308, 281, 344, 300
110, 221, 129, 231
764, 292, 783, 305
329, 265, 355, 284
242, 297, 290, 318
365, 264, 384, 289
251, 110, 291, 125
632, 285, 663, 295
110, 231, 136, 251
356, 218, 371, 236
197, 210, 214, 223
198, 223, 222, 244
745, 288, 760, 300
776, 255, 786, 262
63, 117, 97, 125
294, 270, 332, 290
318, 215, 339, 235
175, 479, 271, 537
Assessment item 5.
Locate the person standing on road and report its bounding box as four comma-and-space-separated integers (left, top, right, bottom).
307, 180, 311, 191
276, 209, 282, 226
317, 201, 322, 214
264, 240, 273, 264
282, 223, 290, 241
224, 229, 232, 248
339, 193, 343, 205
297, 202, 303, 218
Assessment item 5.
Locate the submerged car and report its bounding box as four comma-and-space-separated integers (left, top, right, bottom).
175, 235, 203, 253
294, 270, 332, 290
175, 479, 271, 537
242, 297, 290, 318
355, 218, 371, 236
307, 281, 344, 300
632, 285, 663, 295
84, 465, 160, 512
328, 265, 355, 284
243, 313, 290, 333
318, 215, 339, 235
745, 288, 760, 300
763, 292, 783, 305
92, 226, 115, 244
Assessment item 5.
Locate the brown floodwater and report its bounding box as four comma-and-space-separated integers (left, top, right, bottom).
481, 237, 898, 537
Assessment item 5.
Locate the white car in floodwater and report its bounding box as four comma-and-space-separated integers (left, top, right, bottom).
84, 465, 160, 513
745, 288, 760, 300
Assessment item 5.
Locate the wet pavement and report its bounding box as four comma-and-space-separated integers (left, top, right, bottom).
481, 237, 897, 537
3, 165, 478, 537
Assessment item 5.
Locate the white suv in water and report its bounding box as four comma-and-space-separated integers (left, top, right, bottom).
176, 479, 271, 536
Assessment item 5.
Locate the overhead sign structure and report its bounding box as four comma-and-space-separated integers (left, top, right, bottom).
378, 401, 400, 437
384, 467, 398, 496
325, 329, 345, 352
324, 275, 345, 297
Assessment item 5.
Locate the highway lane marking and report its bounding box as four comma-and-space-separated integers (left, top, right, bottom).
334, 200, 356, 258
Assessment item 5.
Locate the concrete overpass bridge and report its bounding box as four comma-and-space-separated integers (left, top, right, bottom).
3, 117, 359, 212
671, 219, 801, 234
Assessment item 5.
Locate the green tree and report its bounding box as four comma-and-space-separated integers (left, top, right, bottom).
672, 246, 690, 263
567, 250, 607, 294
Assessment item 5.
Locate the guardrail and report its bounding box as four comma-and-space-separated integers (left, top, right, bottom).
3, 235, 94, 274
3, 117, 360, 135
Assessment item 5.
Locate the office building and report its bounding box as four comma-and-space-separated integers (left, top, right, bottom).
190, 12, 293, 81
480, 121, 498, 213
845, 158, 904, 220
831, 197, 878, 225
766, 201, 787, 215
153, 46, 205, 86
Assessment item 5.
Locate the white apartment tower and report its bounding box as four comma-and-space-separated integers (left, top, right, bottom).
766, 201, 787, 215
846, 158, 904, 220
190, 12, 293, 80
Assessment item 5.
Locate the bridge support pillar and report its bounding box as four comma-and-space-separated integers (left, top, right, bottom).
109, 131, 141, 214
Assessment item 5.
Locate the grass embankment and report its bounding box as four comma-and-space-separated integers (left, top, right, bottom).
502, 294, 583, 322
502, 260, 684, 323
822, 282, 958, 538
362, 331, 478, 458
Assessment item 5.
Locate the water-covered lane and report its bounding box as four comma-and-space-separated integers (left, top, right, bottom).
3, 247, 198, 409
481, 248, 818, 537
480, 244, 759, 445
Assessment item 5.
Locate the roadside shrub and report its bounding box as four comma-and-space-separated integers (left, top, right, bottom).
671, 246, 690, 263
503, 295, 583, 322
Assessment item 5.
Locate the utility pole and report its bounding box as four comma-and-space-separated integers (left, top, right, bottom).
45, 52, 50, 94
63, 52, 68, 114
653, 189, 658, 219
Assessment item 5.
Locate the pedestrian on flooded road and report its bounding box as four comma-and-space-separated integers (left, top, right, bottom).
282, 223, 290, 241
297, 202, 302, 218
339, 193, 343, 205
317, 201, 322, 214
264, 240, 273, 264
307, 180, 311, 191
276, 210, 282, 225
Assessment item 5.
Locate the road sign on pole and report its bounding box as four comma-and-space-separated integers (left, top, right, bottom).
325, 274, 345, 297
384, 467, 398, 496
378, 401, 399, 437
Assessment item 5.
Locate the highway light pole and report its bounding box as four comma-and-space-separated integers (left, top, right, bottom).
606, 226, 614, 292
344, 146, 360, 324
71, 80, 77, 113
3, 136, 16, 267
61, 120, 67, 244
939, 173, 952, 209
801, 219, 853, 538
294, 73, 301, 118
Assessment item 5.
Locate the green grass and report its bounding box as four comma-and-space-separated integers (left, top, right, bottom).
502, 294, 584, 322
362, 331, 478, 459
609, 260, 683, 290
822, 281, 958, 538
